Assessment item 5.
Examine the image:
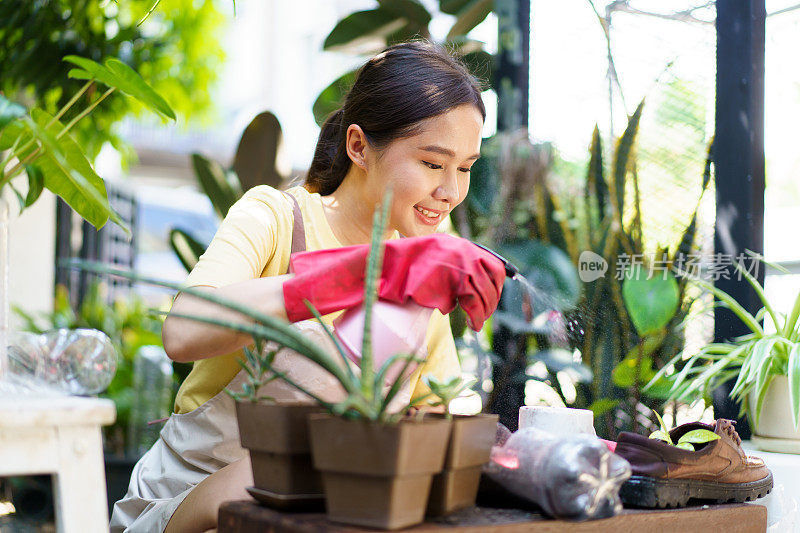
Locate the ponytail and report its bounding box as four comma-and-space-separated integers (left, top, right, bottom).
305, 109, 351, 195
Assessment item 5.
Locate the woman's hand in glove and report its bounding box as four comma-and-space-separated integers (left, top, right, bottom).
282, 233, 506, 330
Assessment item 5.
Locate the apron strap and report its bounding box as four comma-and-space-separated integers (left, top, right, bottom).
283, 191, 306, 254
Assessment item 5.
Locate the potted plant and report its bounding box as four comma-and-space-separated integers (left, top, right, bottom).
224, 344, 325, 508
647, 257, 800, 453
74, 191, 454, 529
422, 375, 498, 517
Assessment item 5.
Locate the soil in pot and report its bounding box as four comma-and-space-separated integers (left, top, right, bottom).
426, 413, 499, 516
308, 414, 451, 530
235, 401, 324, 496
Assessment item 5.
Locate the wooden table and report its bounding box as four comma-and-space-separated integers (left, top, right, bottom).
219, 500, 767, 532
0, 395, 116, 533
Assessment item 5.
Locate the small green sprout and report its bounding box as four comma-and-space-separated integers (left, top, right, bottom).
423, 375, 477, 419
648, 411, 720, 451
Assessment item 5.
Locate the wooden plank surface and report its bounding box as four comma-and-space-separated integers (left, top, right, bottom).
219, 500, 767, 533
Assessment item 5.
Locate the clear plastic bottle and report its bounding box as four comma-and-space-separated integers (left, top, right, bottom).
127, 345, 173, 457
6, 328, 118, 395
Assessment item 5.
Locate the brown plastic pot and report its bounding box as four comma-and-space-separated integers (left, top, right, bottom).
308, 414, 451, 530
426, 413, 499, 516
235, 401, 323, 496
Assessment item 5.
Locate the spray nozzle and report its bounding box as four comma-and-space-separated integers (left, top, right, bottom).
472, 242, 520, 279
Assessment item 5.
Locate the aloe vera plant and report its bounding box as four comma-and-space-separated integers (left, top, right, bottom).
70, 189, 430, 423
647, 255, 800, 430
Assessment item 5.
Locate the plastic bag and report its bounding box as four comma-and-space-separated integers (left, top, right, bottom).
484, 426, 631, 520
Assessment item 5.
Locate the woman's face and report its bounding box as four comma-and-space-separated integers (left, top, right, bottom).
363, 104, 483, 237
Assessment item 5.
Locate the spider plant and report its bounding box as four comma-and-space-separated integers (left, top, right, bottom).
69, 189, 429, 423
646, 255, 800, 430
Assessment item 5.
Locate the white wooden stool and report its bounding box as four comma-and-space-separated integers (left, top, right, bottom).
0, 395, 116, 533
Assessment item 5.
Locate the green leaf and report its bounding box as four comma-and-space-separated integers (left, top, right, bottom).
168, 228, 206, 272
23, 164, 44, 207
622, 264, 680, 336
612, 354, 655, 388
677, 429, 720, 445
675, 441, 696, 451
63, 56, 176, 120
323, 9, 404, 51
24, 110, 125, 231
447, 0, 492, 39
377, 0, 432, 27
588, 398, 619, 416
653, 410, 670, 434
649, 430, 671, 443
0, 94, 25, 132
610, 100, 644, 226
191, 153, 241, 218
789, 343, 800, 430
499, 239, 582, 313
440, 0, 473, 15
313, 70, 357, 127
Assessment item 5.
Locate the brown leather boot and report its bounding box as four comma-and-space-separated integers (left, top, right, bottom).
615, 418, 772, 508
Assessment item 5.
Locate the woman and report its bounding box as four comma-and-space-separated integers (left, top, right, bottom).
110, 40, 505, 533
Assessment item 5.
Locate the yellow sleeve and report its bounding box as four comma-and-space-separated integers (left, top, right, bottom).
184, 186, 293, 288
408, 310, 461, 404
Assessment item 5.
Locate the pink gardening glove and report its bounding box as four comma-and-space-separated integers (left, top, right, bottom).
282, 233, 506, 330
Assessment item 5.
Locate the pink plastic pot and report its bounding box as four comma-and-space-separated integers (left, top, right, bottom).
333, 301, 433, 385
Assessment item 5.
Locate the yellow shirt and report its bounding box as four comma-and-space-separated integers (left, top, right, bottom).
173, 185, 461, 414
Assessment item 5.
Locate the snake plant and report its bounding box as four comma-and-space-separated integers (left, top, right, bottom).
70, 189, 428, 423
646, 255, 800, 430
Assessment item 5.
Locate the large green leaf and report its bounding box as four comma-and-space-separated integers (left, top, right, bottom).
610, 100, 644, 226
612, 354, 656, 388
377, 0, 432, 27
25, 109, 124, 231
499, 239, 582, 314
63, 56, 175, 120
447, 0, 492, 39
323, 9, 405, 51
440, 0, 474, 15
313, 70, 357, 126
0, 94, 25, 132
191, 153, 241, 218
23, 164, 44, 207
622, 264, 679, 337
168, 228, 207, 272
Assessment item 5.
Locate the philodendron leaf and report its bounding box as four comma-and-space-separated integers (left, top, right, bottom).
622, 264, 680, 337
649, 430, 671, 444
24, 165, 44, 207
0, 94, 25, 132
64, 56, 176, 120
677, 429, 720, 446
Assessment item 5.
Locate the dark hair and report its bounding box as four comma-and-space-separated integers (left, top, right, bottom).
305, 41, 486, 195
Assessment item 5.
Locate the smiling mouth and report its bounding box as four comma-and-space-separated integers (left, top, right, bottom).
414, 205, 441, 221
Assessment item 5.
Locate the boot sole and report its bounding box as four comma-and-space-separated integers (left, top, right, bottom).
619, 473, 773, 509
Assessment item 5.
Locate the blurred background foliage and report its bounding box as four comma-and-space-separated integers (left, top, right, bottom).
0, 0, 226, 166
313, 0, 494, 125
